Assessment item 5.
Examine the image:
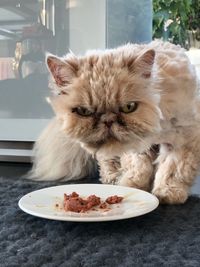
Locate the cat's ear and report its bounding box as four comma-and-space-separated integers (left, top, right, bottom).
128, 49, 155, 78
46, 54, 79, 87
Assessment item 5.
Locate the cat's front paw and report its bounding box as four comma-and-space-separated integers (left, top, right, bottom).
98, 157, 121, 185
117, 175, 150, 191
152, 186, 188, 204
117, 152, 153, 191
100, 173, 121, 185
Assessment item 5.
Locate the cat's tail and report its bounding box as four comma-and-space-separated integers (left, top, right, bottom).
28, 118, 96, 181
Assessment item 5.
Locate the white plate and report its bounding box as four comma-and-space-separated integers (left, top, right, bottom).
18, 184, 159, 222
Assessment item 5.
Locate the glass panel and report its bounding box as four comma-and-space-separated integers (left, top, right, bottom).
0, 0, 152, 142
68, 0, 106, 54
107, 0, 152, 48
0, 0, 53, 121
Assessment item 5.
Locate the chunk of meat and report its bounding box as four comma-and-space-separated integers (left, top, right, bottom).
63, 192, 101, 213
64, 192, 79, 200
86, 195, 101, 209
64, 196, 88, 213
63, 192, 123, 213
99, 202, 108, 209
106, 195, 123, 204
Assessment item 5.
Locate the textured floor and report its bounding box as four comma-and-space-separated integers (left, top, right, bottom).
1, 175, 200, 267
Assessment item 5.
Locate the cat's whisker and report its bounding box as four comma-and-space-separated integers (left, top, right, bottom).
130, 133, 152, 151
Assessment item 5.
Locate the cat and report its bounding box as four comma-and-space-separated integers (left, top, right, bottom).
30, 40, 200, 204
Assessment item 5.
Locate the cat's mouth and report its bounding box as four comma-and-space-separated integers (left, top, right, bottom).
81, 126, 130, 150
88, 131, 122, 147
96, 136, 118, 145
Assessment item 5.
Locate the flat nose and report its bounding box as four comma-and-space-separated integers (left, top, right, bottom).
104, 120, 114, 128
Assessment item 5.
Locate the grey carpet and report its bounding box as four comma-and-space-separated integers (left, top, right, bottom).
1, 176, 200, 267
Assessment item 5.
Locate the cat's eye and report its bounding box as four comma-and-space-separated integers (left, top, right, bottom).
120, 102, 138, 113
73, 107, 93, 116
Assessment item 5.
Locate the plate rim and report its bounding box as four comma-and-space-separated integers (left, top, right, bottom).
18, 183, 159, 222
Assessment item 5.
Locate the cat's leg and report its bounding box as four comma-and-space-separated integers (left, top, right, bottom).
152, 144, 199, 204
117, 151, 155, 191
98, 156, 122, 184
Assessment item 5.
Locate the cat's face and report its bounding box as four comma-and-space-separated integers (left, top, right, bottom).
47, 46, 161, 157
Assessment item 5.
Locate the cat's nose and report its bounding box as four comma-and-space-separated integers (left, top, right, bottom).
101, 113, 116, 127
104, 120, 114, 128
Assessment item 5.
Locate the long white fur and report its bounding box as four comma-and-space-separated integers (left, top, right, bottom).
29, 118, 96, 181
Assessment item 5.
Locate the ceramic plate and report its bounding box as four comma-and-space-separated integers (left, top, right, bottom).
18, 184, 159, 222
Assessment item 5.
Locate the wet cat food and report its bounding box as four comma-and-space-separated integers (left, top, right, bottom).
105, 195, 124, 204
63, 192, 123, 213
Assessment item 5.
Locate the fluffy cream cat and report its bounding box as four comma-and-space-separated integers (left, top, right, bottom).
30, 41, 200, 204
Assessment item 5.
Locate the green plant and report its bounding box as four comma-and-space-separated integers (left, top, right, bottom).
153, 0, 200, 48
